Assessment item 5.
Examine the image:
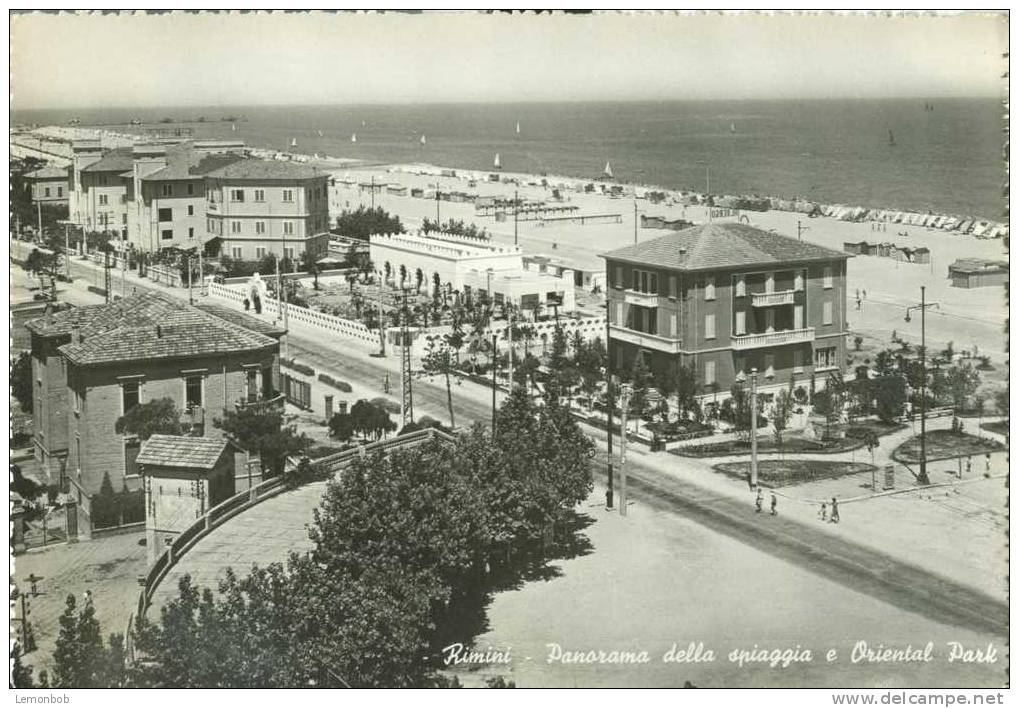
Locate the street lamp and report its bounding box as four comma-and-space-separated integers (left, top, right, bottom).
904, 286, 940, 485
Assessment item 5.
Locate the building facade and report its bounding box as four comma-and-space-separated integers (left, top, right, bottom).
601, 222, 850, 400
204, 160, 331, 261
370, 230, 577, 312
25, 292, 282, 538
139, 434, 240, 565
25, 165, 70, 206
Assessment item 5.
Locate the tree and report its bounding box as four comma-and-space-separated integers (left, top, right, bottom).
214, 405, 310, 478
772, 387, 794, 453
420, 335, 458, 428
11, 351, 33, 413
661, 359, 698, 422
945, 362, 980, 411
333, 206, 404, 240
328, 412, 356, 443
114, 397, 183, 440
994, 387, 1009, 418
51, 594, 126, 688
625, 356, 653, 432
874, 374, 908, 423
414, 267, 424, 294
299, 250, 320, 291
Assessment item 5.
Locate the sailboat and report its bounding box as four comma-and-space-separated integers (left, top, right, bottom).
888, 130, 896, 147
317, 129, 323, 137
730, 121, 736, 134
362, 120, 366, 127
515, 121, 521, 135
231, 123, 236, 132
603, 161, 613, 179
420, 135, 427, 146
290, 137, 298, 148
494, 153, 502, 169
351, 133, 357, 143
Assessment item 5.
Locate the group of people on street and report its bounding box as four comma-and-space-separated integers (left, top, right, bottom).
819, 497, 839, 524
754, 488, 778, 516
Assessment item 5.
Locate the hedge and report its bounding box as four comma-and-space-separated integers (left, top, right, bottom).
281, 357, 315, 377
318, 373, 353, 393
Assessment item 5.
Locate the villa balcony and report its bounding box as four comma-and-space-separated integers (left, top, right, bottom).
730, 327, 815, 351
751, 290, 796, 307
236, 393, 286, 411
623, 289, 659, 308
609, 324, 682, 354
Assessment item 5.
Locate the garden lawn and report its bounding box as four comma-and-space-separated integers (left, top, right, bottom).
981, 420, 1009, 437
892, 430, 1005, 464
713, 460, 876, 487
674, 435, 864, 458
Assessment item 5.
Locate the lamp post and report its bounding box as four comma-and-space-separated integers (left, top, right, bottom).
619, 383, 633, 516
604, 321, 615, 509
905, 285, 940, 485
750, 367, 759, 489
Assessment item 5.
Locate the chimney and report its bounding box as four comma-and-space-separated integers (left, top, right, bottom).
156, 325, 163, 338
70, 326, 81, 345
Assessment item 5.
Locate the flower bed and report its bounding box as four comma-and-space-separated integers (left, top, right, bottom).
892, 430, 1005, 464
318, 373, 353, 393
674, 435, 864, 458
714, 460, 876, 487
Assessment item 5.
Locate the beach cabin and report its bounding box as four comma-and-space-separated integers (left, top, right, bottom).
843, 241, 868, 255
947, 259, 1009, 289
386, 185, 408, 197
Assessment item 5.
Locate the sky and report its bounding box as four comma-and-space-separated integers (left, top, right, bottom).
9, 11, 1009, 110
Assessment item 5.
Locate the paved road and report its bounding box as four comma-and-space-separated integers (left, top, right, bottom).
48, 252, 1008, 638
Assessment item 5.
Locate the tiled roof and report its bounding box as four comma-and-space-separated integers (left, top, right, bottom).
193, 302, 287, 337
137, 434, 233, 470
600, 222, 849, 271
204, 159, 326, 181
28, 291, 277, 365
141, 149, 248, 182
949, 258, 1009, 274
25, 165, 68, 180
81, 147, 135, 173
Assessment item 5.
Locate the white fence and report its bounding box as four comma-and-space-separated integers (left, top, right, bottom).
208, 281, 378, 347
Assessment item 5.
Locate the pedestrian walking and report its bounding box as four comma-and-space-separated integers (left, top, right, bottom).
253, 293, 262, 314
243, 297, 250, 311
754, 489, 763, 514
984, 453, 992, 477
830, 497, 840, 524
819, 502, 827, 521
770, 492, 778, 516
965, 456, 972, 478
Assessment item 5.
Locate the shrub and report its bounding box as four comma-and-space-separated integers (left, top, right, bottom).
318, 373, 353, 392
370, 397, 401, 415
281, 358, 315, 377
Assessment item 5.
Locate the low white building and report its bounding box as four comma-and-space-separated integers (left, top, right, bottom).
370, 230, 576, 312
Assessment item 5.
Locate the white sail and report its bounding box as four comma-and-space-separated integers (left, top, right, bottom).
730, 121, 736, 133
494, 153, 501, 169
603, 161, 613, 178
362, 120, 366, 127
516, 121, 520, 135
351, 133, 357, 143
231, 123, 236, 132
317, 129, 323, 137
420, 135, 427, 145
290, 138, 297, 148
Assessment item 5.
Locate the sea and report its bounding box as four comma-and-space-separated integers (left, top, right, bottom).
12, 98, 1007, 221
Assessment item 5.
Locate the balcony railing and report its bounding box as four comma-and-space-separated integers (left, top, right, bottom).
751, 290, 796, 307
236, 393, 286, 411
623, 289, 660, 308
609, 324, 682, 353
730, 327, 815, 351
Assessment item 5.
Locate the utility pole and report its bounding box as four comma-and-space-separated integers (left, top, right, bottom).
514, 189, 519, 246
507, 305, 514, 392
619, 383, 632, 516
633, 200, 638, 244
435, 182, 441, 223
103, 248, 111, 303
905, 286, 939, 485
797, 220, 810, 241
36, 201, 42, 243
491, 333, 498, 437
750, 367, 759, 489
370, 175, 375, 211
63, 223, 70, 280
187, 252, 193, 305
605, 319, 615, 509
400, 290, 414, 426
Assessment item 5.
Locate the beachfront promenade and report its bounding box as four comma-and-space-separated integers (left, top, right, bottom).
31, 247, 1007, 633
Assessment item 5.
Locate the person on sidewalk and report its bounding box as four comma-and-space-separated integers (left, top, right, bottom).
754, 489, 763, 514
830, 497, 840, 524
985, 453, 992, 477
965, 456, 972, 479
243, 297, 251, 311
819, 501, 827, 521
770, 492, 778, 516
